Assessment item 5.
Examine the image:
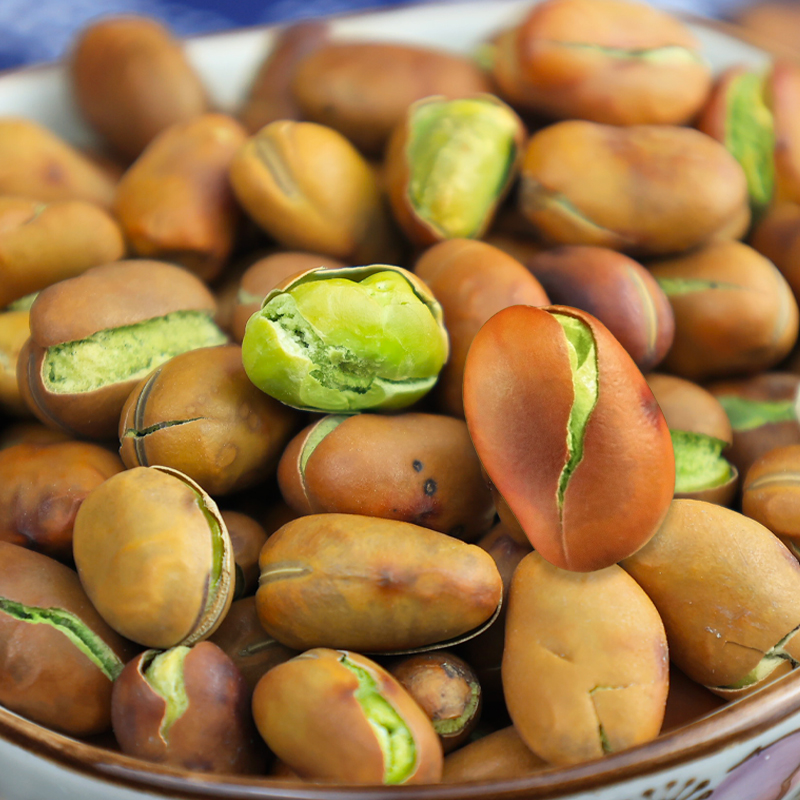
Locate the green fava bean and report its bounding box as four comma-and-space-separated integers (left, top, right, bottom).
242, 265, 448, 412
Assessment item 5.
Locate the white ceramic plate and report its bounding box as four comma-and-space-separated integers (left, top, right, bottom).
0, 4, 794, 800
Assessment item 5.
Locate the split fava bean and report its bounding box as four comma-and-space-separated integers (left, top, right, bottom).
256, 513, 502, 652
251, 648, 443, 784
242, 264, 448, 413
463, 304, 674, 571
0, 542, 136, 736
112, 642, 264, 774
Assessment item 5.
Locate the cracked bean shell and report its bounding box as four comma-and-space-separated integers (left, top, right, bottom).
277, 412, 494, 540
463, 304, 674, 572
256, 513, 502, 652
621, 499, 800, 691
502, 551, 668, 766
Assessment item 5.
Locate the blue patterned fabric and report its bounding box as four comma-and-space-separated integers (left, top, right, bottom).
0, 0, 749, 71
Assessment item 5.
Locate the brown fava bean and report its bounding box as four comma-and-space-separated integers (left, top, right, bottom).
220, 512, 269, 598
742, 444, 800, 549
519, 121, 749, 256
230, 121, 399, 263
239, 21, 329, 134
649, 241, 798, 381
70, 17, 209, 161
18, 259, 226, 439
252, 648, 443, 784
0, 119, 116, 208
441, 726, 548, 782
0, 543, 135, 736
291, 42, 492, 156
277, 412, 494, 541
491, 0, 711, 126
389, 652, 481, 752
208, 597, 298, 694
0, 421, 70, 450
414, 239, 549, 417
118, 344, 298, 496
647, 374, 732, 443
114, 114, 247, 282
0, 441, 123, 562
73, 466, 234, 650
112, 642, 264, 774
463, 304, 674, 572
231, 251, 346, 343
256, 513, 502, 652
385, 95, 525, 247
527, 246, 674, 372
621, 499, 800, 693
0, 197, 125, 308
502, 552, 668, 765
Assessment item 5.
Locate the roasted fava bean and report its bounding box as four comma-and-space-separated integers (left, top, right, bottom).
239, 21, 330, 134
622, 499, 800, 696
208, 597, 298, 693
251, 648, 443, 784
385, 95, 525, 247
18, 259, 226, 439
0, 441, 123, 562
114, 114, 247, 282
750, 202, 800, 302
414, 238, 549, 417
73, 466, 234, 649
0, 197, 125, 308
502, 552, 669, 765
646, 373, 737, 504
256, 513, 502, 652
0, 542, 135, 736
526, 246, 674, 372
112, 642, 264, 773
463, 304, 674, 571
518, 121, 749, 256
0, 119, 116, 208
230, 120, 399, 263
742, 444, 800, 553
277, 412, 494, 540
441, 726, 548, 783
70, 16, 209, 160
291, 42, 492, 156
649, 241, 798, 380
242, 264, 448, 413
491, 0, 711, 126
119, 344, 298, 496
389, 652, 481, 753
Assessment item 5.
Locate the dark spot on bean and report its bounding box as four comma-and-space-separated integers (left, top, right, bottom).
448, 525, 465, 540
413, 460, 423, 472
424, 478, 437, 496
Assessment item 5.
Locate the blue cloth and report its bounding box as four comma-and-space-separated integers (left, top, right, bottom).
0, 0, 749, 72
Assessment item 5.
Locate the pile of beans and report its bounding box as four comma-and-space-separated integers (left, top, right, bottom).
3, 0, 800, 786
